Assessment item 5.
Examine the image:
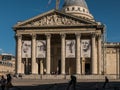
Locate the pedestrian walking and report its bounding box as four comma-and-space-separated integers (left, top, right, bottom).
103, 76, 109, 88
6, 74, 13, 90
0, 75, 6, 90
66, 75, 76, 90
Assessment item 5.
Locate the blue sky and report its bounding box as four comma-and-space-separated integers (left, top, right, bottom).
0, 0, 120, 55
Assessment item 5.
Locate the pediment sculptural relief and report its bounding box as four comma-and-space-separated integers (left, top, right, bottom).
24, 14, 82, 27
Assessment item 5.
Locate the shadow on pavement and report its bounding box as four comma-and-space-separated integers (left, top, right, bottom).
9, 81, 120, 90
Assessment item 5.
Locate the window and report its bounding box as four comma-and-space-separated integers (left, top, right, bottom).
83, 9, 85, 12
67, 8, 69, 11
78, 8, 80, 11
72, 7, 75, 11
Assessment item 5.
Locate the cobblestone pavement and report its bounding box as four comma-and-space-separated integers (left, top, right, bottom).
1, 79, 120, 90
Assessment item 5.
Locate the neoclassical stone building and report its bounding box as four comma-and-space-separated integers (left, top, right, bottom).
13, 0, 120, 79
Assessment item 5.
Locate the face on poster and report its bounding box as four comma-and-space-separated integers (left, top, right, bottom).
36, 40, 46, 58
81, 40, 91, 58
22, 41, 31, 58
66, 40, 75, 58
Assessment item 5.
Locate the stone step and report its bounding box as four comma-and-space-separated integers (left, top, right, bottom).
15, 75, 118, 80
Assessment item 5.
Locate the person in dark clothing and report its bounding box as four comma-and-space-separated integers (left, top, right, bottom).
7, 74, 12, 83
66, 75, 76, 90
0, 75, 6, 90
103, 76, 109, 88
6, 74, 13, 90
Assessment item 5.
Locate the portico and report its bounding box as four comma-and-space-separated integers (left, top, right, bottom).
15, 28, 103, 75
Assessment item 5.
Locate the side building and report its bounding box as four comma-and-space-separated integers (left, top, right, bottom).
0, 53, 15, 76
105, 43, 120, 77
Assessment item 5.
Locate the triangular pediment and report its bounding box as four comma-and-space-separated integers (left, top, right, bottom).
14, 10, 96, 28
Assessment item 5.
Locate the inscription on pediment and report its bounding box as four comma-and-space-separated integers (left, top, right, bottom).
24, 14, 83, 26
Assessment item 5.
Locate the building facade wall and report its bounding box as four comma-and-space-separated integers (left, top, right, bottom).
106, 43, 120, 76
0, 60, 15, 76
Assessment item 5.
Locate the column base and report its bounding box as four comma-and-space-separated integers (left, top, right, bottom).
46, 73, 51, 75
76, 74, 82, 75
31, 73, 38, 75
61, 73, 66, 75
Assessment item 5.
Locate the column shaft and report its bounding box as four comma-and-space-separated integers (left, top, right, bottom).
92, 33, 97, 74
76, 34, 81, 74
32, 34, 38, 74
82, 57, 85, 74
16, 35, 22, 74
98, 35, 102, 74
46, 34, 51, 74
21, 60, 24, 74
40, 60, 43, 74
61, 34, 66, 74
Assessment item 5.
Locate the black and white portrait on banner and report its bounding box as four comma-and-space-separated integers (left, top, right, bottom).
81, 40, 91, 58
66, 40, 75, 58
22, 41, 31, 58
36, 40, 46, 58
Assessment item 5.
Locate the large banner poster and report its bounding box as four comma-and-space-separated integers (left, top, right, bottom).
81, 40, 91, 58
36, 40, 46, 58
22, 41, 31, 58
66, 40, 75, 58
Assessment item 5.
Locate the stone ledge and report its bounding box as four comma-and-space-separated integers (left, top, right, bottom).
20, 75, 118, 80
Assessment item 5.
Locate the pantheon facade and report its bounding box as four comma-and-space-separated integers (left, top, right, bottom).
13, 0, 120, 79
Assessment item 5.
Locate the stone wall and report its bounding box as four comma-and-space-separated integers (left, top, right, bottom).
105, 42, 120, 75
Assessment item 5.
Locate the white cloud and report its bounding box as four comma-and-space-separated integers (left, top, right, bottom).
0, 49, 4, 53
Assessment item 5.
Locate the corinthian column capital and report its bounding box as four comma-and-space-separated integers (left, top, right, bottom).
16, 34, 22, 39
97, 34, 102, 39
61, 33, 66, 38
91, 33, 96, 38
32, 34, 36, 39
75, 33, 81, 38
46, 34, 51, 38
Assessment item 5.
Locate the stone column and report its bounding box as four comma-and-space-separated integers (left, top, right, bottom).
76, 33, 81, 74
61, 34, 66, 74
98, 35, 102, 74
91, 33, 97, 74
16, 34, 22, 74
40, 60, 44, 75
82, 57, 85, 74
32, 34, 38, 74
46, 34, 51, 74
21, 59, 25, 74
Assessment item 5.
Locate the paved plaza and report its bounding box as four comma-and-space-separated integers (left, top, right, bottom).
1, 78, 120, 90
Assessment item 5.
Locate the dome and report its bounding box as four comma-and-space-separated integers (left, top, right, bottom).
62, 0, 94, 20
64, 0, 88, 9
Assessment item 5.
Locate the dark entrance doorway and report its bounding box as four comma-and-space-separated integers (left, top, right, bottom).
24, 58, 31, 74
85, 63, 90, 75
58, 60, 61, 74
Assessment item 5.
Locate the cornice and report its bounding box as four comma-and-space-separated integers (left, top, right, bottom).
13, 24, 98, 30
